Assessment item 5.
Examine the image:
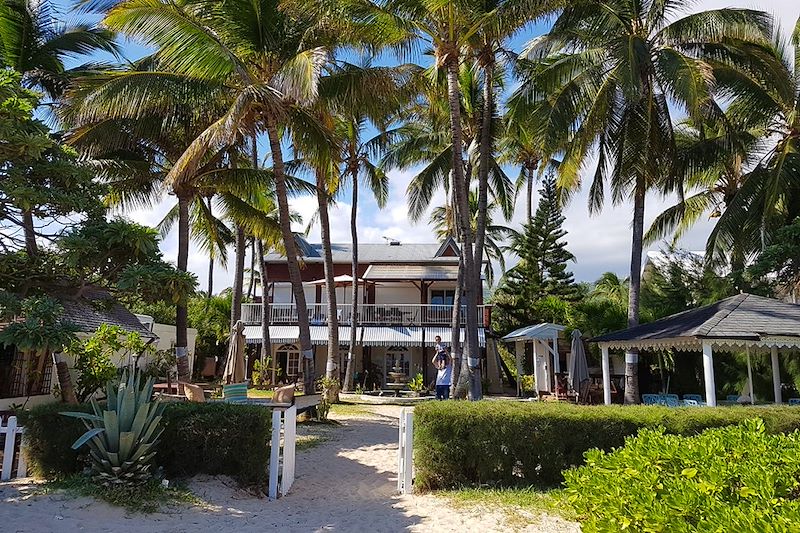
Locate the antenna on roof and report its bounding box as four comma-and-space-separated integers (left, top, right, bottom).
382, 236, 401, 246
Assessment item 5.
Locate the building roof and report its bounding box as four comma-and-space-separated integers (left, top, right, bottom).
502, 323, 566, 342
59, 289, 156, 339
264, 237, 461, 264
591, 293, 800, 344
363, 264, 464, 281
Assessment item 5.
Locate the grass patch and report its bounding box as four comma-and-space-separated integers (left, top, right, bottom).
296, 434, 329, 451
440, 487, 575, 525
39, 475, 201, 514
329, 402, 374, 417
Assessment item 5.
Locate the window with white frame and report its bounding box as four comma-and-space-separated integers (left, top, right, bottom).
277, 343, 300, 376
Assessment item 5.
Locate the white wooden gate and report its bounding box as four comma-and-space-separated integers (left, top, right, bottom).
397, 408, 413, 494
1, 416, 26, 481
269, 405, 297, 500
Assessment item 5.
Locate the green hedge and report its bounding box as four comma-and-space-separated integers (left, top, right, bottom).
413, 401, 800, 490
19, 401, 272, 487
564, 420, 800, 532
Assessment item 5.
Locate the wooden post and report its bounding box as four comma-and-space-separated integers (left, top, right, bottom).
601, 345, 611, 406
771, 346, 781, 404
2, 416, 17, 481
702, 342, 716, 407
269, 409, 281, 500
397, 408, 413, 494
746, 345, 755, 405
281, 405, 296, 496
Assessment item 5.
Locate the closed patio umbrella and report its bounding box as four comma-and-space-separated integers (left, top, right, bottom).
224, 320, 246, 384
569, 329, 590, 395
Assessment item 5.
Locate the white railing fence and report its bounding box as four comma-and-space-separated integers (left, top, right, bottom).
1, 416, 26, 481
397, 408, 413, 495
243, 303, 487, 327
269, 405, 297, 499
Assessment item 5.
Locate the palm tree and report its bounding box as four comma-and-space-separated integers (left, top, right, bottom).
645, 115, 763, 271
0, 0, 118, 99
516, 1, 771, 403
102, 0, 361, 392
321, 62, 407, 391
429, 189, 510, 284
704, 20, 800, 266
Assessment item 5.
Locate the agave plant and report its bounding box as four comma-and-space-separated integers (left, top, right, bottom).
63, 370, 164, 486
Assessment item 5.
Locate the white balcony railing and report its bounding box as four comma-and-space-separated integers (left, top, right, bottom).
241, 303, 487, 327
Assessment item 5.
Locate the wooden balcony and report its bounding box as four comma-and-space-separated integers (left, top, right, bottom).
241, 303, 488, 327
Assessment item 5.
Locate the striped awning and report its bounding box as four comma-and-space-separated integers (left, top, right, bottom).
244, 325, 360, 345
424, 327, 486, 348
361, 326, 424, 347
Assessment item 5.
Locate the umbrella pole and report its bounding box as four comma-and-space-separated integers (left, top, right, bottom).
746, 346, 754, 405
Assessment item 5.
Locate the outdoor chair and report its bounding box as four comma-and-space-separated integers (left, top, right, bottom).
223, 382, 248, 404
726, 394, 741, 402
663, 395, 680, 407
683, 394, 703, 403
789, 398, 800, 406
642, 394, 660, 405
682, 399, 700, 407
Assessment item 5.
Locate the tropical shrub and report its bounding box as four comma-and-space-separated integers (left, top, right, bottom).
408, 373, 425, 392
413, 401, 800, 490
21, 402, 272, 487
63, 370, 164, 486
564, 420, 800, 532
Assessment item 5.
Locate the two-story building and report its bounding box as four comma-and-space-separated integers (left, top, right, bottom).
241, 237, 489, 388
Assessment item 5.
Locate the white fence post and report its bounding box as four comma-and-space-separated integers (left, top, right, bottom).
269, 409, 282, 500
1, 416, 24, 481
281, 405, 296, 496
397, 408, 413, 494
268, 406, 297, 500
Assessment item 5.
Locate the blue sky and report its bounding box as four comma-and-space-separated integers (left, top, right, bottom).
54, 0, 800, 292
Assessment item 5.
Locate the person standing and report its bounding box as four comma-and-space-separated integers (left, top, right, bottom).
432, 336, 452, 400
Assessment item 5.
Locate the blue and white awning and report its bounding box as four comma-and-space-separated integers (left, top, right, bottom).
423, 327, 486, 348
244, 325, 360, 345
361, 326, 423, 347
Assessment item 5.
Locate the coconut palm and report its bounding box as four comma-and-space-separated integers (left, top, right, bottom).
0, 0, 118, 99
430, 189, 510, 284
102, 0, 366, 392
645, 115, 764, 272
515, 0, 771, 403
704, 20, 800, 265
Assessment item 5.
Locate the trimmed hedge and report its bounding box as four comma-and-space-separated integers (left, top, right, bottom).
19, 401, 272, 487
413, 401, 800, 490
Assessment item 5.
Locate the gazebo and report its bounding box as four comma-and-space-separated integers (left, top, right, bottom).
590, 294, 800, 406
502, 323, 566, 396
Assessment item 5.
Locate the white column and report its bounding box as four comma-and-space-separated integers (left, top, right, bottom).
601, 345, 611, 406
771, 346, 781, 404
552, 333, 560, 374
745, 346, 755, 405
702, 341, 716, 407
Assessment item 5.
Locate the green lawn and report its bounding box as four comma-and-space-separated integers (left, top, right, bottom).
440, 487, 576, 525
328, 402, 375, 417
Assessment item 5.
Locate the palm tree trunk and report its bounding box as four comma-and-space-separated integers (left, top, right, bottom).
22, 209, 37, 256
317, 170, 340, 402
266, 119, 314, 392
206, 196, 214, 299
526, 167, 534, 220
231, 225, 246, 328
247, 238, 256, 300
624, 179, 645, 404
176, 193, 191, 386
474, 57, 493, 277
343, 167, 359, 392
53, 352, 78, 405
445, 56, 482, 400
257, 239, 272, 385
450, 254, 465, 398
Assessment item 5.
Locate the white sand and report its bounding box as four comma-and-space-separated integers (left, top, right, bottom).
1, 405, 580, 533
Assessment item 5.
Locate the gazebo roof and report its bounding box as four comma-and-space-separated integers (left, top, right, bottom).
591, 294, 800, 350
502, 322, 566, 342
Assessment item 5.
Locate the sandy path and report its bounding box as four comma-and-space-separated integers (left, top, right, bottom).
1, 405, 579, 533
